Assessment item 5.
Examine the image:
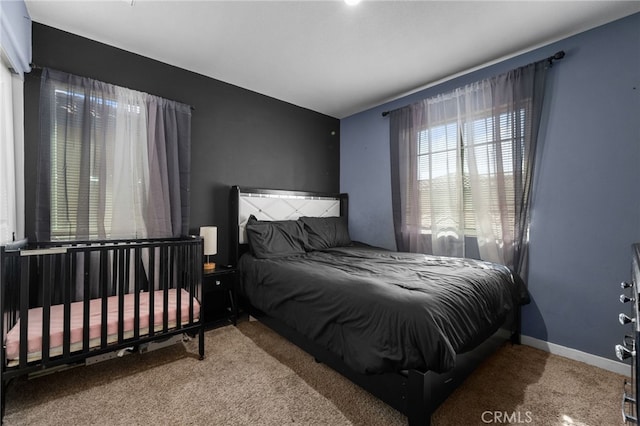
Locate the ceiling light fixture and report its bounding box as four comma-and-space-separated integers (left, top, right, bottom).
345, 0, 361, 5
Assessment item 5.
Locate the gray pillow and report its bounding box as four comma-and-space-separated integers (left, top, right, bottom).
299, 216, 352, 250
245, 215, 309, 258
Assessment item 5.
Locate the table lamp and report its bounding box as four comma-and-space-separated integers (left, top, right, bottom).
199, 226, 217, 271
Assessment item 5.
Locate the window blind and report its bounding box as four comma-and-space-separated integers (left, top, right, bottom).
413, 107, 527, 239
50, 86, 119, 240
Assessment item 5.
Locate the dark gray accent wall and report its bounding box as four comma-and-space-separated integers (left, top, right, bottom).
340, 13, 640, 362
24, 23, 340, 265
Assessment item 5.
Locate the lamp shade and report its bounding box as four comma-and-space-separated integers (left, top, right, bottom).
199, 226, 218, 256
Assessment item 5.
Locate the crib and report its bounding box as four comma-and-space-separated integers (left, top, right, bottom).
0, 236, 204, 417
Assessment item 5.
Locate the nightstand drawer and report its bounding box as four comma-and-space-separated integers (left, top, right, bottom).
207, 276, 234, 291
202, 267, 238, 327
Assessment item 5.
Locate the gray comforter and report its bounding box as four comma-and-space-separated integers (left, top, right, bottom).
238, 244, 528, 374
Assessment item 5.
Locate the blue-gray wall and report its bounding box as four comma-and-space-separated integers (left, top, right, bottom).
340, 13, 640, 361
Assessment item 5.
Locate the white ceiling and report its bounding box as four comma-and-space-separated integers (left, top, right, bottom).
25, 1, 640, 119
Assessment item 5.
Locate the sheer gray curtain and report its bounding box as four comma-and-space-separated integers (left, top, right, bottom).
390, 61, 547, 279
36, 68, 191, 241
390, 93, 464, 257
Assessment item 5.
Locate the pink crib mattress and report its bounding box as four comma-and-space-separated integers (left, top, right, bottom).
4, 288, 200, 364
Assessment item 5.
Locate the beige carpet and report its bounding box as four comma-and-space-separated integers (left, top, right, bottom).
3, 326, 351, 425
3, 321, 629, 426
431, 343, 625, 426
238, 320, 627, 426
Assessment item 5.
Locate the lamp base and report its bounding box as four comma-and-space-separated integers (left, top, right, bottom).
203, 262, 216, 272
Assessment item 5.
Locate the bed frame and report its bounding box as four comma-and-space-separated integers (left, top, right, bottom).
230, 185, 519, 426
0, 236, 205, 419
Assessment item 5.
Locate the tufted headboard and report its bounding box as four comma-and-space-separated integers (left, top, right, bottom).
229, 186, 348, 265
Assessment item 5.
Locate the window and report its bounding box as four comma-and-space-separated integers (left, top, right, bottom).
51, 87, 100, 239
37, 68, 191, 241
390, 60, 546, 271
0, 60, 22, 244
416, 120, 462, 233
49, 86, 137, 240
415, 107, 526, 239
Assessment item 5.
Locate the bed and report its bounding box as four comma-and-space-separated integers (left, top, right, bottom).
230, 186, 528, 426
0, 236, 205, 419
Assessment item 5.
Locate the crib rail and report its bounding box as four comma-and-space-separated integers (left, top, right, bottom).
0, 236, 204, 376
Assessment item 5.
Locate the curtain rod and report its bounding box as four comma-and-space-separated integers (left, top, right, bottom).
380, 50, 565, 118
29, 63, 196, 111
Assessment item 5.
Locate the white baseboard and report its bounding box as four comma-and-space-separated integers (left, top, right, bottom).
520, 335, 629, 376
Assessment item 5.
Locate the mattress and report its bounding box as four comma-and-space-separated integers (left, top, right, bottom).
5, 288, 200, 365
239, 244, 528, 374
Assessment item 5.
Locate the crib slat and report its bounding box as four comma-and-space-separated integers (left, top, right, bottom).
186, 242, 193, 323
117, 248, 125, 343
189, 241, 197, 323
186, 244, 190, 320
133, 247, 141, 340
149, 247, 155, 337
18, 256, 29, 369
0, 247, 5, 372
176, 245, 182, 329
41, 254, 52, 365
161, 245, 169, 333
82, 250, 91, 353
171, 243, 182, 327
124, 248, 131, 295
194, 241, 198, 323
0, 247, 6, 378
100, 249, 108, 348
62, 252, 72, 359
187, 241, 202, 322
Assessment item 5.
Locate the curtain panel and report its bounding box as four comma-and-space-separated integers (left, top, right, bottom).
390, 61, 547, 279
36, 68, 191, 241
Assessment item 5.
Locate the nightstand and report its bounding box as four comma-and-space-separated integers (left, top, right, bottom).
202, 266, 238, 327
